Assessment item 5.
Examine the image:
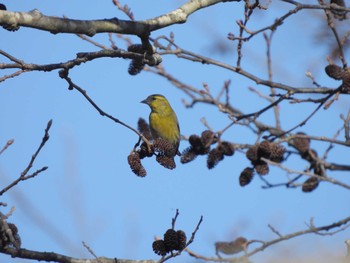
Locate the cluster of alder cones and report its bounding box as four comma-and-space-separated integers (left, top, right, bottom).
239, 140, 285, 186
128, 119, 236, 176
152, 228, 187, 256
180, 130, 235, 169
240, 132, 323, 192
129, 119, 323, 192
127, 118, 179, 177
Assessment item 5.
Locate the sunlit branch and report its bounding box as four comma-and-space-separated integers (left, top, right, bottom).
0, 0, 240, 36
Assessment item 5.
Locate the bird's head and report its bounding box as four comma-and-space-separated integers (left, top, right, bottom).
141, 94, 171, 113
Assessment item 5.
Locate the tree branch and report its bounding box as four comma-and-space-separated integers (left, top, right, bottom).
0, 120, 51, 196
58, 70, 152, 148
0, 247, 156, 263
0, 0, 240, 36
0, 49, 156, 71
154, 38, 339, 95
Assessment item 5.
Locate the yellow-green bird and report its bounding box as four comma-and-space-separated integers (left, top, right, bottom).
141, 94, 180, 155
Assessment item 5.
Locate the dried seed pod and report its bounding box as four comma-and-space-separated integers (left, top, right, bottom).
219, 141, 235, 156
189, 134, 208, 154
246, 145, 258, 162
302, 177, 319, 192
138, 142, 153, 159
153, 138, 177, 157
290, 132, 310, 154
342, 69, 350, 93
189, 134, 201, 146
164, 229, 178, 252
325, 64, 344, 80
239, 167, 254, 187
137, 118, 153, 141
127, 152, 147, 177
254, 160, 269, 176
257, 140, 272, 159
188, 134, 205, 154
269, 143, 285, 163
180, 147, 198, 164
127, 44, 144, 54
207, 148, 225, 169
152, 240, 167, 256
156, 155, 176, 170
201, 130, 216, 147
128, 59, 144, 75
176, 230, 187, 251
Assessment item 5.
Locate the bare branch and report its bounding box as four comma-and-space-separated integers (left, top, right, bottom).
155, 41, 338, 95
187, 214, 350, 262
0, 120, 51, 196
0, 0, 240, 36
82, 242, 101, 263
171, 209, 180, 230
0, 139, 14, 156
0, 246, 157, 263
0, 49, 159, 72
341, 109, 350, 142
58, 70, 152, 147
261, 158, 350, 190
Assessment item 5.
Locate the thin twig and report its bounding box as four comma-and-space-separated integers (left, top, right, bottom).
263, 31, 281, 130
0, 139, 14, 156
318, 0, 347, 67
0, 69, 28, 83
171, 209, 180, 230
269, 87, 342, 140
59, 69, 152, 149
159, 215, 203, 263
186, 214, 350, 262
341, 109, 350, 142
82, 241, 101, 263
261, 158, 350, 190
0, 120, 51, 196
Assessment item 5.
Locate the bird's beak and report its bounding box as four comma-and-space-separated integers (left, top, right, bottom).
140, 97, 150, 105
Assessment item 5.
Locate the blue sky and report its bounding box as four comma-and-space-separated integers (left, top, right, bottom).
0, 1, 350, 262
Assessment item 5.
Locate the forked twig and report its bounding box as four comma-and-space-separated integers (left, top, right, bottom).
0, 120, 51, 196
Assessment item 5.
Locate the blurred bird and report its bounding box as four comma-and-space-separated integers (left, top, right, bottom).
141, 94, 180, 156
